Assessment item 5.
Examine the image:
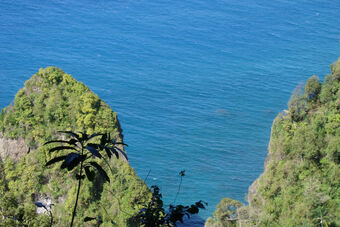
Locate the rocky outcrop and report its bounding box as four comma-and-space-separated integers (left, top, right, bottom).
0, 133, 28, 162
0, 67, 151, 226
34, 194, 53, 214
113, 115, 128, 161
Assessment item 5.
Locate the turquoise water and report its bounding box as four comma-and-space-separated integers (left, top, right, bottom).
0, 0, 339, 225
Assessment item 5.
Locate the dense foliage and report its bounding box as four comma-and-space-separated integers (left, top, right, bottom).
0, 67, 151, 226
0, 67, 121, 143
129, 179, 207, 226
205, 198, 243, 227
44, 131, 126, 226
207, 59, 340, 226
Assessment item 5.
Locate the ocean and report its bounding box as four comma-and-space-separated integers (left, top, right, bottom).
0, 0, 339, 225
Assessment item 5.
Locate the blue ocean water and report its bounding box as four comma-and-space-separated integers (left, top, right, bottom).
0, 0, 339, 225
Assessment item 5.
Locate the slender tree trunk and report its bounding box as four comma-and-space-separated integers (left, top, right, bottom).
173, 175, 183, 204
237, 208, 241, 227
70, 147, 84, 227
49, 210, 53, 227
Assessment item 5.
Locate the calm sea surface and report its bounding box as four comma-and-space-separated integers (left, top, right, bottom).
0, 0, 339, 225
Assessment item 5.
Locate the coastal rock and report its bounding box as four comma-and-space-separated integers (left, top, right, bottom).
0, 67, 149, 226
0, 133, 28, 162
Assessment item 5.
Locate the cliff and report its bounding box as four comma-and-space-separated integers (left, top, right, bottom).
0, 67, 150, 226
206, 59, 340, 226
0, 133, 28, 161
0, 67, 125, 160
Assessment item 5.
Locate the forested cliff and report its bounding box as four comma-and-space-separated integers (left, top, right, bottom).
206, 59, 340, 227
0, 67, 150, 226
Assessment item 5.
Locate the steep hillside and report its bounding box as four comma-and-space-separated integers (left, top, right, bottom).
0, 67, 150, 226
206, 59, 340, 226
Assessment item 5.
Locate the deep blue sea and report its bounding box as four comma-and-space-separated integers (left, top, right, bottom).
0, 0, 339, 225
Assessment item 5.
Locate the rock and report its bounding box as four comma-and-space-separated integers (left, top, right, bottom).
0, 133, 28, 162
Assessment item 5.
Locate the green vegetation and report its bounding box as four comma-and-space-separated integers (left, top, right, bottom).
207, 58, 340, 227
0, 67, 121, 143
0, 67, 150, 226
44, 131, 123, 226
129, 172, 207, 227
4, 59, 338, 226
205, 198, 243, 227
0, 67, 206, 226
